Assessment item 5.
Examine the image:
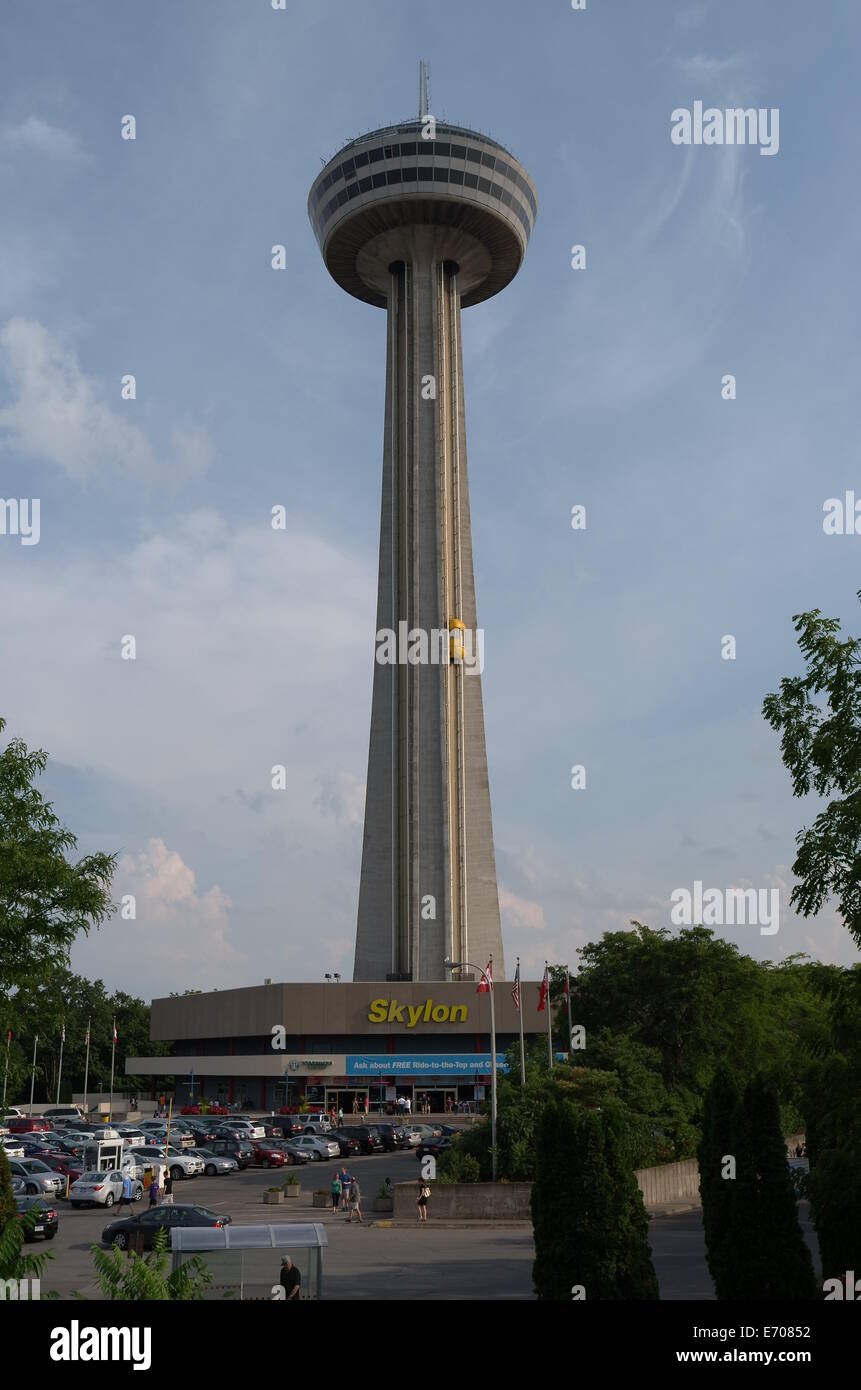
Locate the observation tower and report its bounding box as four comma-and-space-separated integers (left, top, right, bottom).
308, 66, 538, 982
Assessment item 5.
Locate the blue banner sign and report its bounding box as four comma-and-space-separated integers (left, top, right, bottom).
346, 1054, 509, 1076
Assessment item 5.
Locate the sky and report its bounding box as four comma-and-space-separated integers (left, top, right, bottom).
1, 0, 860, 1000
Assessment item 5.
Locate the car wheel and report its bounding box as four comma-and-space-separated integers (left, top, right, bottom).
45, 1231, 57, 1240
112, 1231, 129, 1250
104, 1193, 115, 1207
205, 1164, 216, 1176
313, 1151, 321, 1161
133, 1186, 143, 1202
70, 1201, 82, 1209
170, 1166, 182, 1181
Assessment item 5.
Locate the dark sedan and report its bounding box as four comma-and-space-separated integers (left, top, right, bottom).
337, 1126, 385, 1155
328, 1133, 362, 1157
367, 1124, 409, 1151
258, 1139, 309, 1166
416, 1137, 453, 1160
205, 1137, 254, 1169
16, 1196, 59, 1241
102, 1203, 231, 1251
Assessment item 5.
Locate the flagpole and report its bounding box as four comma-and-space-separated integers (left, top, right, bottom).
565, 966, 573, 1059
2, 1031, 9, 1109
29, 1035, 38, 1115
546, 962, 553, 1068
488, 956, 498, 1183
83, 1018, 91, 1119
516, 958, 526, 1091
56, 1025, 65, 1105
109, 1018, 116, 1122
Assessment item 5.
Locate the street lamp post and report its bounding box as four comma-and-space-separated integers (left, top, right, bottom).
444, 957, 497, 1181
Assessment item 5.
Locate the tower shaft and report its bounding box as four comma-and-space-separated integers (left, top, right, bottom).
354, 229, 503, 982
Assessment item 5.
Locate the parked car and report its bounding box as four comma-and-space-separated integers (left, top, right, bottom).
217, 1119, 265, 1140
2, 1108, 26, 1120
250, 1142, 286, 1169
16, 1195, 58, 1241
261, 1140, 309, 1166
328, 1133, 362, 1157
1, 1138, 26, 1159
205, 1137, 254, 1170
366, 1124, 406, 1152
186, 1123, 220, 1146
69, 1169, 143, 1208
416, 1137, 453, 1160
102, 1203, 231, 1251
188, 1147, 238, 1177
289, 1135, 341, 1162
163, 1146, 205, 1179
11, 1176, 25, 1195
8, 1158, 65, 1196
409, 1123, 444, 1139
337, 1126, 385, 1155
266, 1116, 304, 1138
8, 1117, 50, 1135
41, 1106, 86, 1125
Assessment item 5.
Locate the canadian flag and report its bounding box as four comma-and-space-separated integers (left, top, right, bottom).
61, 1024, 65, 1043
113, 1021, 118, 1045
537, 968, 549, 1013
84, 1022, 90, 1046
476, 961, 493, 994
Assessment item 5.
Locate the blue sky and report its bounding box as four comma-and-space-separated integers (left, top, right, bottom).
1, 0, 859, 998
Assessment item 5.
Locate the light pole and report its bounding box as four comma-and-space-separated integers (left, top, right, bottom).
444, 957, 497, 1181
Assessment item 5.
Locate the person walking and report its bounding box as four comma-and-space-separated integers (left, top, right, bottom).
331, 1170, 341, 1213
352, 1095, 359, 1116
339, 1167, 351, 1213
279, 1255, 301, 1301
162, 1171, 174, 1206
337, 1107, 344, 1127
118, 1172, 135, 1214
348, 1175, 363, 1224
416, 1176, 430, 1223
148, 1174, 160, 1208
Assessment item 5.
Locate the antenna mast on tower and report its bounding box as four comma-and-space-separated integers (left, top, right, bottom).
419, 59, 430, 120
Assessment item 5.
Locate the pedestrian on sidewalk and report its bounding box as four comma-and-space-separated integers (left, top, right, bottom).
331, 1171, 341, 1212
416, 1177, 430, 1223
148, 1174, 160, 1207
339, 1167, 351, 1212
348, 1176, 363, 1223
337, 1107, 344, 1127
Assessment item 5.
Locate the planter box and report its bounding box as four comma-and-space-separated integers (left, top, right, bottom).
312, 1192, 330, 1209
373, 1198, 394, 1212
284, 1186, 301, 1199
263, 1190, 284, 1205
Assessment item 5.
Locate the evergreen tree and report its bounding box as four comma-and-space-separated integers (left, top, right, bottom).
720, 1076, 818, 1299
807, 1146, 861, 1287
531, 1100, 658, 1299
698, 1067, 742, 1292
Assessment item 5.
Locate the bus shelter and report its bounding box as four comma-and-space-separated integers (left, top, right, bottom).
170, 1223, 327, 1300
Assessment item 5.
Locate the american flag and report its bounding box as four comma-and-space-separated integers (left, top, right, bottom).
511, 962, 521, 1010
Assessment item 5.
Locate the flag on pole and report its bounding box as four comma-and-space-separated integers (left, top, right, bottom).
537, 968, 549, 1012
476, 960, 493, 994
6, 1030, 10, 1042
113, 1020, 118, 1044
563, 973, 569, 998
61, 1024, 65, 1043
511, 963, 520, 1010
84, 1022, 90, 1045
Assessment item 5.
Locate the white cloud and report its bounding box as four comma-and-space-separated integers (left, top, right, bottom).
0, 318, 213, 483
71, 837, 244, 996
499, 884, 546, 933
0, 116, 88, 163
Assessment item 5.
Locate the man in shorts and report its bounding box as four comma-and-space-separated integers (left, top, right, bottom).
348, 1176, 363, 1224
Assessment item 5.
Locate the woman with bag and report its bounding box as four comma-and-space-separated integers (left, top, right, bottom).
416, 1177, 430, 1224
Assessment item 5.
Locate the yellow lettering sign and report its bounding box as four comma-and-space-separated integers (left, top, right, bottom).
367, 998, 469, 1026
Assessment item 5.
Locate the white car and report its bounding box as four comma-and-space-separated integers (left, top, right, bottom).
130, 1144, 204, 1180
115, 1127, 148, 1147
290, 1135, 341, 1162
69, 1169, 143, 1209
1, 1138, 25, 1158
227, 1120, 266, 1140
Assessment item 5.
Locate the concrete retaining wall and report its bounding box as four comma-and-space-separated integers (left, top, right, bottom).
634, 1158, 700, 1206
394, 1181, 532, 1221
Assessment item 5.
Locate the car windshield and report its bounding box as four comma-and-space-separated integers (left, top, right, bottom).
78, 1171, 104, 1182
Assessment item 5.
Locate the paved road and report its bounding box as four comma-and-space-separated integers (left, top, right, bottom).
27, 1144, 821, 1301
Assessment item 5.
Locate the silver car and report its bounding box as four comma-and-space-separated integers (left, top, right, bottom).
2, 1138, 26, 1159
8, 1158, 65, 1196
290, 1135, 341, 1162
188, 1147, 238, 1176
69, 1169, 143, 1209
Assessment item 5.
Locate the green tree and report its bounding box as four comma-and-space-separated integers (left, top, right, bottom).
532, 1100, 658, 1300
698, 1068, 742, 1293
719, 1077, 818, 1300
88, 1226, 212, 1300
762, 593, 861, 950
0, 1146, 55, 1290
0, 718, 116, 1004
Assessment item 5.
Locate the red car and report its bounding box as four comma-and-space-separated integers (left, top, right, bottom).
251, 1142, 286, 1169
8, 1117, 50, 1134
43, 1154, 83, 1183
